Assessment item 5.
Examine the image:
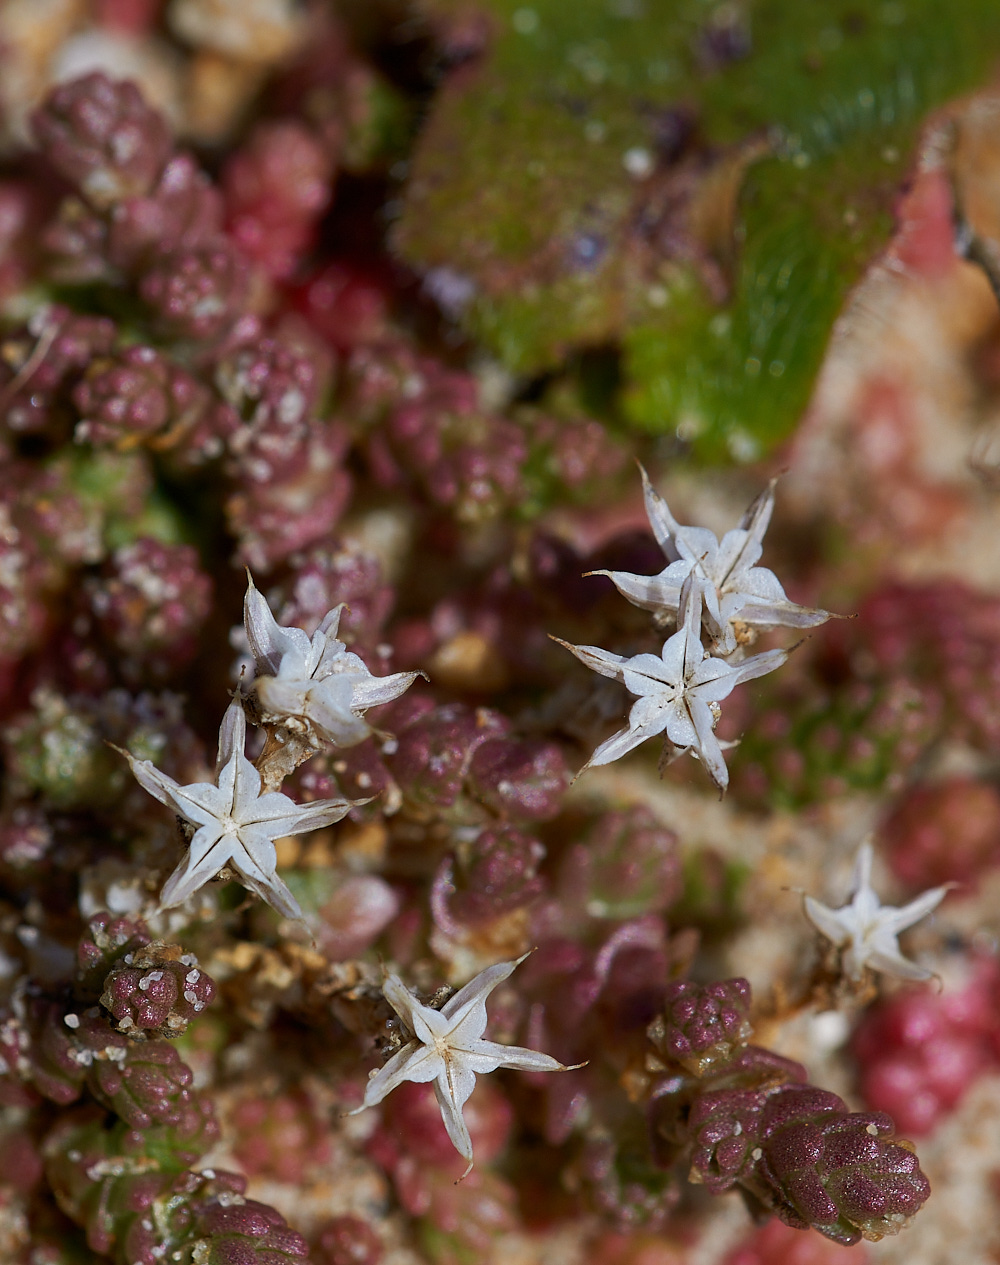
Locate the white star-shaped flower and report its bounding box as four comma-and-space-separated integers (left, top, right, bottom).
121, 700, 360, 919
244, 575, 420, 748
354, 955, 576, 1177
589, 465, 831, 656
554, 580, 787, 791
804, 842, 951, 981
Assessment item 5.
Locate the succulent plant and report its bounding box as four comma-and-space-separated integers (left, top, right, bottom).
0, 21, 994, 1259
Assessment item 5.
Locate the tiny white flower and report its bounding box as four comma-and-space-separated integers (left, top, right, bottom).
589, 465, 831, 656
804, 842, 951, 981
554, 579, 787, 792
354, 954, 577, 1177
244, 575, 420, 748
121, 700, 361, 919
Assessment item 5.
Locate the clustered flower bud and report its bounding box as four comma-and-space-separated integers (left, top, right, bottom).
294, 260, 391, 350
0, 498, 49, 671
648, 978, 753, 1075
0, 180, 43, 303
733, 580, 1000, 807
0, 802, 53, 870
88, 1038, 203, 1131
0, 305, 116, 436
435, 824, 547, 928
219, 332, 350, 568
518, 408, 629, 510
73, 345, 217, 451
467, 737, 569, 819
45, 1122, 307, 1264
101, 944, 215, 1037
3, 691, 126, 810
273, 538, 394, 651
222, 119, 334, 280
648, 979, 931, 1246
194, 1196, 313, 1264
4, 1000, 125, 1105
0, 994, 216, 1154
558, 806, 680, 922
387, 701, 510, 810
229, 1087, 332, 1184
740, 1087, 929, 1246
141, 238, 250, 342
850, 957, 1000, 1135
107, 152, 225, 273
85, 538, 213, 678
77, 911, 152, 993
2, 688, 204, 812
30, 73, 172, 209
880, 776, 1000, 890
354, 348, 528, 522
314, 1216, 384, 1265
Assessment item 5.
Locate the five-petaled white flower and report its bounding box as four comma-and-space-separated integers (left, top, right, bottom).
554, 580, 787, 791
590, 465, 831, 656
804, 842, 951, 981
354, 955, 577, 1177
121, 700, 360, 919
244, 575, 420, 747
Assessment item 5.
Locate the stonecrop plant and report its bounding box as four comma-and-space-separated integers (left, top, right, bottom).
1, 4, 999, 1264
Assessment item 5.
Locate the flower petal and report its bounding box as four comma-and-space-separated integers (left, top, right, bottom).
307, 680, 373, 747
247, 794, 360, 837
255, 675, 312, 723
382, 974, 453, 1045
215, 700, 245, 775
627, 693, 674, 738
622, 654, 680, 694
739, 478, 776, 543
382, 972, 434, 1035
686, 697, 730, 791
678, 574, 705, 680
442, 956, 526, 1031
589, 567, 683, 615
851, 842, 875, 895
312, 606, 347, 677
552, 637, 629, 683
880, 884, 950, 934
638, 463, 683, 562
657, 625, 689, 681
583, 723, 650, 771
228, 745, 264, 822
244, 574, 312, 676
663, 698, 699, 752
159, 833, 237, 910
722, 647, 789, 688
864, 945, 934, 982
362, 1042, 443, 1107
713, 481, 774, 584
460, 1040, 569, 1075
124, 753, 229, 828
715, 528, 762, 588
229, 824, 277, 877
434, 1062, 477, 1165
351, 669, 423, 712
738, 597, 833, 630
803, 897, 850, 947
234, 862, 304, 921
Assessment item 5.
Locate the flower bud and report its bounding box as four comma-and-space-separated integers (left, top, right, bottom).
31, 73, 172, 209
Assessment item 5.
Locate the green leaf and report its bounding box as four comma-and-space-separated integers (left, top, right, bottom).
396, 0, 1000, 458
